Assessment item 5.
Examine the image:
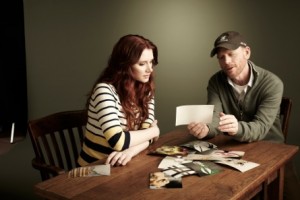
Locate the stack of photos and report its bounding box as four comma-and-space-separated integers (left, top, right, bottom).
148, 140, 260, 189
180, 140, 259, 172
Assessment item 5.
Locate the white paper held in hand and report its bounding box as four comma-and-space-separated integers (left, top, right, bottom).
175, 105, 214, 126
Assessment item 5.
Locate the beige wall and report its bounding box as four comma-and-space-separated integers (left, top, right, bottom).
20, 0, 300, 195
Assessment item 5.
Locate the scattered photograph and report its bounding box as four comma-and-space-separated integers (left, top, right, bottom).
68, 164, 110, 178
181, 140, 217, 153
185, 150, 245, 161
149, 172, 182, 189
158, 156, 192, 169
149, 145, 189, 156
162, 165, 197, 178
183, 161, 223, 176
214, 158, 260, 172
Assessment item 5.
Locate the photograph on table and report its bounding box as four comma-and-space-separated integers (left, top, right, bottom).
214, 158, 260, 172
185, 149, 245, 161
148, 145, 189, 156
183, 161, 223, 176
158, 156, 192, 169
180, 140, 217, 153
149, 172, 182, 189
68, 164, 111, 178
162, 165, 197, 178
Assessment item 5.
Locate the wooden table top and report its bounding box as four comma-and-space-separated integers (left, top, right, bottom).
34, 128, 299, 200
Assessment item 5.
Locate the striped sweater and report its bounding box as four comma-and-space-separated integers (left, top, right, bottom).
78, 83, 155, 166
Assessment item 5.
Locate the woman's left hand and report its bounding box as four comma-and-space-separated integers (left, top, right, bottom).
105, 149, 134, 166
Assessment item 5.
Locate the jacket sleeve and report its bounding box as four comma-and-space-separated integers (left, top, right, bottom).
232, 73, 284, 142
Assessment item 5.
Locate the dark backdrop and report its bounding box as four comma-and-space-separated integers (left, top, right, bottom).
0, 0, 27, 139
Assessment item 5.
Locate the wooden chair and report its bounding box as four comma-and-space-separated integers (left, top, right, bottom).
280, 97, 292, 143
28, 110, 87, 181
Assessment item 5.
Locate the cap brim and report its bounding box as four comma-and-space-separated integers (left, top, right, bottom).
210, 43, 240, 57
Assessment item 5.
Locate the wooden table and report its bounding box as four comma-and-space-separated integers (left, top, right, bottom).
34, 128, 299, 200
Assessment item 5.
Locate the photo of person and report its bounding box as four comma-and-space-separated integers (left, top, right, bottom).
185, 149, 245, 161
149, 145, 188, 156
202, 149, 245, 159
149, 172, 182, 189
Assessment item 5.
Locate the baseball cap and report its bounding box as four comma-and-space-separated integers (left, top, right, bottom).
210, 31, 247, 57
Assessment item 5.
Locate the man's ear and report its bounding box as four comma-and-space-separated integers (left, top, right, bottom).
244, 46, 251, 59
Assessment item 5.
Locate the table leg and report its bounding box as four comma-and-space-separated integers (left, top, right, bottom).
267, 166, 284, 200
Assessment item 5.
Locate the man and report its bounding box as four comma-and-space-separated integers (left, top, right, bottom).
188, 31, 284, 143
188, 31, 299, 199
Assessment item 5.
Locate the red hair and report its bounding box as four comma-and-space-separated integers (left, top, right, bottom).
88, 34, 158, 130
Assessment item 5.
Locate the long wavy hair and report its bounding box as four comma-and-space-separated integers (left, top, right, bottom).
88, 34, 158, 129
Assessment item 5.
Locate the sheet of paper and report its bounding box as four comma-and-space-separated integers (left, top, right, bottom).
175, 105, 214, 126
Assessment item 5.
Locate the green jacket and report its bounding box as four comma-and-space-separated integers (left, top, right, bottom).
207, 61, 284, 143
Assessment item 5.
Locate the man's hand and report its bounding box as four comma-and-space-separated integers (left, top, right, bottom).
187, 122, 209, 139
218, 112, 238, 135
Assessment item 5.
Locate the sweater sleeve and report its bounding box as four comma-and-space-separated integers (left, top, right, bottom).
206, 73, 225, 138
90, 83, 130, 151
232, 71, 284, 142
141, 97, 155, 129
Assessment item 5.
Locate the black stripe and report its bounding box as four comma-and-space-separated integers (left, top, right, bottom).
85, 126, 105, 138
149, 112, 154, 118
107, 131, 122, 147
79, 150, 98, 164
84, 137, 113, 154
107, 130, 130, 150
101, 118, 118, 127
102, 124, 120, 134
124, 131, 130, 149
99, 112, 117, 122
91, 91, 114, 100
93, 99, 115, 108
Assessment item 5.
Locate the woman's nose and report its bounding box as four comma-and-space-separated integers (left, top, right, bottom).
147, 63, 153, 72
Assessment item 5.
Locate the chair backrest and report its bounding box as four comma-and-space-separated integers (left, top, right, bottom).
28, 110, 87, 181
280, 97, 292, 143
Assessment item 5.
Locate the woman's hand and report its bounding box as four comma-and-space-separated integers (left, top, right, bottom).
106, 119, 161, 166
105, 149, 135, 166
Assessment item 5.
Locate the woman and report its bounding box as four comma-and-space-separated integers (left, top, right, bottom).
78, 34, 160, 167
